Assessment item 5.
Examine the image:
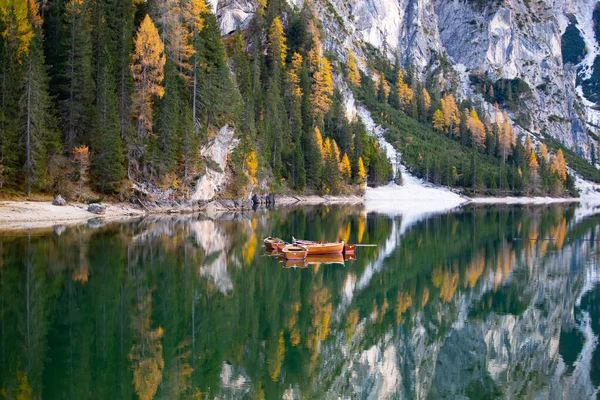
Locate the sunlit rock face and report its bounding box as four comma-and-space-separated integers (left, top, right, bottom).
210, 0, 599, 158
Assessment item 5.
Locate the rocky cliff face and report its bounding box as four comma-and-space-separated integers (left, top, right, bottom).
210, 0, 600, 159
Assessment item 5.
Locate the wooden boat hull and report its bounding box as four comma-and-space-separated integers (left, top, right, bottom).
304, 241, 344, 255
282, 245, 308, 260
264, 237, 284, 250
276, 241, 289, 253
306, 254, 345, 265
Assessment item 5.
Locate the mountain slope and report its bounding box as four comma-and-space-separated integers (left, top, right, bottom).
212, 0, 600, 159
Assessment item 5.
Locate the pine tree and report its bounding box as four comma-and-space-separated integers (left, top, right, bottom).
305, 127, 323, 188
0, 0, 27, 187
22, 0, 60, 194
194, 11, 240, 129
61, 0, 95, 151
91, 48, 124, 193
130, 14, 166, 178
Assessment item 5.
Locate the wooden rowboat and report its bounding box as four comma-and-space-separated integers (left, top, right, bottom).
304, 241, 345, 255
293, 237, 323, 245
264, 237, 284, 250
281, 245, 308, 260
292, 237, 345, 255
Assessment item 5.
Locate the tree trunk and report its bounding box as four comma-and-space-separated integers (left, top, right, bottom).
26, 57, 32, 196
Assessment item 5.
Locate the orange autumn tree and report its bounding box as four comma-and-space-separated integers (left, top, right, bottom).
130, 15, 166, 177
73, 145, 90, 199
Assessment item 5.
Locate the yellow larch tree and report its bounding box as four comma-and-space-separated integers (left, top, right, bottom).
467, 109, 486, 149
246, 150, 258, 184
441, 94, 460, 137
268, 16, 287, 66
287, 52, 303, 98
357, 156, 366, 184
347, 50, 361, 86
397, 69, 414, 112
340, 153, 352, 179
314, 126, 324, 157
311, 56, 334, 123
323, 137, 332, 159
432, 109, 446, 132
537, 143, 549, 163
376, 72, 390, 102
0, 0, 34, 62
155, 0, 206, 77
131, 15, 166, 139
552, 149, 567, 181
422, 87, 431, 113
529, 150, 539, 171
332, 139, 341, 163
499, 116, 516, 163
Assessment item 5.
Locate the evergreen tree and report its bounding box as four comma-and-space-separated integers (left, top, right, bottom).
91, 48, 124, 193
194, 11, 240, 129
61, 0, 95, 150
22, 0, 60, 194
0, 0, 31, 186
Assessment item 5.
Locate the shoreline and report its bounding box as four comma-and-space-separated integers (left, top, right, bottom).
0, 192, 597, 231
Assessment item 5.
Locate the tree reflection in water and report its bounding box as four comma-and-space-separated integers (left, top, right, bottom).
0, 204, 599, 399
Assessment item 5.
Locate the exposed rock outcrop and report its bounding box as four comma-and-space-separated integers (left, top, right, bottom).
193, 125, 240, 201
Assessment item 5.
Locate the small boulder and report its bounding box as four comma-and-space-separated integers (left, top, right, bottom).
88, 203, 107, 215
52, 195, 67, 206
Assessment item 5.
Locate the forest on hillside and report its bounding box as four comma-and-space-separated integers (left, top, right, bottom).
1, 0, 594, 200
0, 0, 391, 200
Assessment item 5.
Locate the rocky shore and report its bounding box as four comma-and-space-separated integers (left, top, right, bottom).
0, 194, 365, 231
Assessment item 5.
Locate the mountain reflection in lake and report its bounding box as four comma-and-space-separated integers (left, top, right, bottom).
0, 204, 599, 399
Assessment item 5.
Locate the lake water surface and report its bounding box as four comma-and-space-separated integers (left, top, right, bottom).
0, 204, 599, 399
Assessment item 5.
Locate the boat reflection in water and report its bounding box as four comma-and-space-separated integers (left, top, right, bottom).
280, 253, 355, 268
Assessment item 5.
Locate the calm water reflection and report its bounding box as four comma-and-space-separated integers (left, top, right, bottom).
0, 204, 599, 399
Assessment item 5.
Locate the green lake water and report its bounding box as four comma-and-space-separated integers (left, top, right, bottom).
0, 204, 599, 399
